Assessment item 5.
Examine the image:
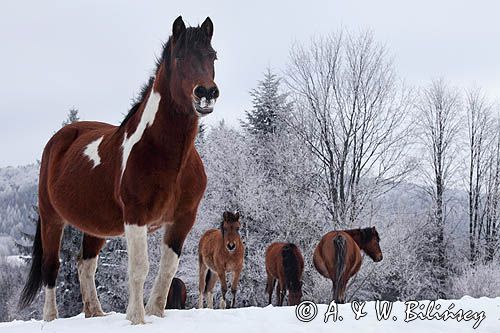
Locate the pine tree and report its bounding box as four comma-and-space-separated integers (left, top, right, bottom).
241, 69, 290, 139
62, 107, 80, 127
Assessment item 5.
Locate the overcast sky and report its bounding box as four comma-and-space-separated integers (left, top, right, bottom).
1, 0, 499, 167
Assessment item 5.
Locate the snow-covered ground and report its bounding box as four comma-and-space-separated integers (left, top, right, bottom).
1, 297, 499, 333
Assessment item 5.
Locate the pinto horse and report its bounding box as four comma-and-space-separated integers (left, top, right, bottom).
166, 277, 187, 310
198, 211, 244, 309
313, 227, 383, 303
265, 242, 304, 306
18, 16, 219, 324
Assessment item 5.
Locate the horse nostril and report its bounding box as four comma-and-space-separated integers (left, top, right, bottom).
194, 86, 207, 99
208, 86, 219, 100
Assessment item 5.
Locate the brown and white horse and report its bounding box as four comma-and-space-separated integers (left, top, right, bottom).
19, 16, 219, 324
198, 211, 244, 309
265, 242, 304, 306
313, 227, 383, 303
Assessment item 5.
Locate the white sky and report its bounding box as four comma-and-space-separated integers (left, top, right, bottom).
1, 0, 499, 167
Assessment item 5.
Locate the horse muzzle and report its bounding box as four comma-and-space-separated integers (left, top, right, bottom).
374, 254, 383, 262
193, 85, 219, 116
226, 242, 236, 252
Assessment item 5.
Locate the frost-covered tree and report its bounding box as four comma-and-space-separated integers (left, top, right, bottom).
242, 69, 290, 139
286, 31, 414, 227
62, 107, 80, 127
415, 79, 462, 297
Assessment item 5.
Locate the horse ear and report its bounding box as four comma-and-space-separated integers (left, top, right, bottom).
234, 211, 240, 220
223, 211, 229, 220
201, 17, 213, 39
172, 16, 186, 40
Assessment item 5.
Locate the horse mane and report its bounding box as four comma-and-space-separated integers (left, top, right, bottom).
359, 227, 379, 244
282, 243, 301, 292
120, 25, 213, 128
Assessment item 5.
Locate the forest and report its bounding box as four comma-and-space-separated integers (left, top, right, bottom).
0, 29, 499, 321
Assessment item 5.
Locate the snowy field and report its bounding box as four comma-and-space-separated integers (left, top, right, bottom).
1, 297, 499, 333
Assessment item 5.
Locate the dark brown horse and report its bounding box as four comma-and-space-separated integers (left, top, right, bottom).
19, 16, 219, 324
198, 211, 244, 309
265, 242, 304, 306
313, 227, 383, 303
166, 277, 187, 310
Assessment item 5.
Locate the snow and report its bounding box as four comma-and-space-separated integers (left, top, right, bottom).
1, 297, 499, 333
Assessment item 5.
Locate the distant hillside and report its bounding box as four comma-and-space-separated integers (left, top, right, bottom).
0, 164, 38, 250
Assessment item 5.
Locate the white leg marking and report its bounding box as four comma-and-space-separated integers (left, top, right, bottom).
145, 244, 179, 317
83, 136, 104, 168
121, 84, 161, 179
43, 287, 58, 321
198, 293, 204, 309
125, 224, 149, 324
78, 256, 105, 317
219, 298, 226, 309
207, 291, 213, 309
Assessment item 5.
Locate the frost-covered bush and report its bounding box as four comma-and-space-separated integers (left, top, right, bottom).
450, 262, 500, 299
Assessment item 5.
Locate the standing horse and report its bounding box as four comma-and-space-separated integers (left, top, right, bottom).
18, 16, 219, 324
198, 211, 244, 309
313, 227, 383, 303
166, 277, 187, 310
265, 242, 304, 306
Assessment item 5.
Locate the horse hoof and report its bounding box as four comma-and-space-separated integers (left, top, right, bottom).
85, 310, 107, 318
219, 300, 226, 309
43, 314, 58, 322
126, 307, 146, 325
84, 303, 107, 318
145, 306, 164, 318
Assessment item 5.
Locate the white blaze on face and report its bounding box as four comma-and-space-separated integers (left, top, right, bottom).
83, 136, 104, 168
121, 84, 161, 179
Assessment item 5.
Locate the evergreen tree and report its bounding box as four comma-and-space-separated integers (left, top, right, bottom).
241, 69, 290, 139
62, 107, 80, 127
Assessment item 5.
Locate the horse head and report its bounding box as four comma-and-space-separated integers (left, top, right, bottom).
161, 16, 219, 117
220, 211, 241, 253
360, 226, 383, 262
287, 281, 303, 306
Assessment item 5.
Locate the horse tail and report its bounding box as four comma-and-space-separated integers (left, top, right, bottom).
204, 269, 211, 293
332, 234, 347, 303
282, 243, 300, 291
19, 216, 44, 309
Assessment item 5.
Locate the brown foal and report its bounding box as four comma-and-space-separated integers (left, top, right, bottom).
198, 211, 244, 309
